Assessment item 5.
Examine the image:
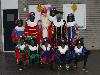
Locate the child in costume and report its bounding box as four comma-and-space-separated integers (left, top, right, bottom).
67, 13, 78, 49
27, 36, 40, 64
40, 38, 54, 64
12, 19, 26, 71
24, 12, 42, 45
48, 7, 57, 23
48, 7, 58, 47
54, 39, 69, 70
15, 38, 30, 71
53, 11, 67, 46
12, 19, 24, 43
72, 38, 90, 72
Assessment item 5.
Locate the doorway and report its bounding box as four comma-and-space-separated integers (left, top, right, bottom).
3, 9, 18, 52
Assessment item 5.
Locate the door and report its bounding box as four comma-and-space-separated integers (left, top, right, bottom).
3, 9, 18, 51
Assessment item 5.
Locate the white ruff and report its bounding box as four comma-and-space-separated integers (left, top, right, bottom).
41, 44, 51, 51
58, 45, 68, 54
53, 19, 64, 27
27, 20, 37, 27
29, 45, 37, 51
67, 21, 77, 27
74, 46, 83, 53
19, 45, 25, 50
15, 26, 24, 31
48, 15, 56, 22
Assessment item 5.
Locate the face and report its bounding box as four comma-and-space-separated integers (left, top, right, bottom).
30, 16, 35, 22
77, 44, 81, 49
18, 21, 23, 27
44, 42, 48, 47
56, 13, 63, 22
50, 10, 56, 17
57, 16, 61, 22
61, 43, 65, 48
20, 40, 24, 45
69, 16, 73, 22
31, 40, 35, 46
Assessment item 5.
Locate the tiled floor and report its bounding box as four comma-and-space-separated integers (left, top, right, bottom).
0, 51, 100, 75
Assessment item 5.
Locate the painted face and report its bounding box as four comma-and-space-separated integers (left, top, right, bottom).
20, 39, 24, 45
44, 42, 48, 47
17, 20, 23, 27
18, 21, 22, 27
67, 13, 75, 22
61, 43, 65, 49
69, 16, 73, 22
30, 40, 35, 46
50, 8, 57, 17
56, 12, 63, 22
30, 16, 35, 22
57, 16, 61, 22
77, 44, 81, 49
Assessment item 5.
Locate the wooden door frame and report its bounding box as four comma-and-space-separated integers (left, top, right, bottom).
1, 9, 19, 52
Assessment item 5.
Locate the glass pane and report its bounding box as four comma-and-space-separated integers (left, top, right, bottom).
7, 14, 14, 21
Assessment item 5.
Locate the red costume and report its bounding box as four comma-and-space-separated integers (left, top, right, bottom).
24, 12, 42, 45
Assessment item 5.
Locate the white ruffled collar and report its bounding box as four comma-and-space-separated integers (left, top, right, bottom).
15, 26, 24, 31
27, 20, 37, 27
48, 15, 56, 22
41, 44, 51, 51
19, 44, 25, 50
67, 21, 76, 27
74, 46, 83, 53
53, 19, 64, 27
28, 45, 37, 51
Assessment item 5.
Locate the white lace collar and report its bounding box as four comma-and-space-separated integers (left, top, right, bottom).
15, 26, 24, 31
28, 45, 38, 51
53, 19, 64, 27
48, 15, 56, 22
41, 44, 51, 51
74, 46, 83, 53
67, 21, 76, 27
58, 45, 68, 54
27, 20, 37, 27
19, 44, 25, 50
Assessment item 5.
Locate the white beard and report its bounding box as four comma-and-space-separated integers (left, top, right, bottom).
41, 15, 49, 28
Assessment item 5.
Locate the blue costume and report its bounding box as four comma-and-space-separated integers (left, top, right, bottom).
40, 38, 54, 64
54, 45, 69, 65
67, 13, 78, 49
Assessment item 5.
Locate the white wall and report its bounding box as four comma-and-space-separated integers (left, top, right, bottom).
1, 0, 18, 9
